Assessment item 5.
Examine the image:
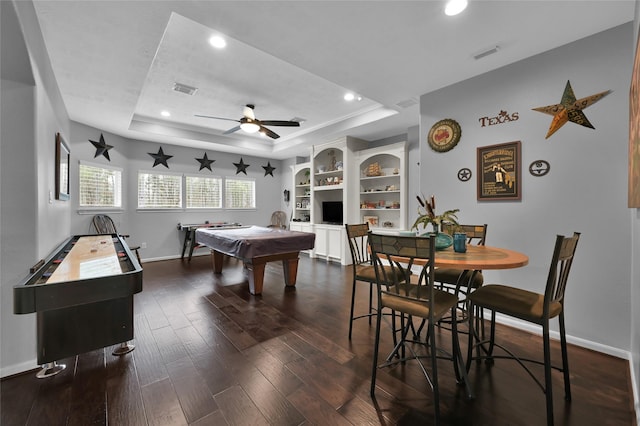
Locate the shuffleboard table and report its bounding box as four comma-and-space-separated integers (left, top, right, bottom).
13, 234, 143, 377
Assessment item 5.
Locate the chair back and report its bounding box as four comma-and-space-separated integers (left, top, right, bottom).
545, 232, 580, 313
369, 233, 437, 319
345, 223, 371, 266
269, 211, 288, 229
442, 223, 487, 245
92, 214, 118, 234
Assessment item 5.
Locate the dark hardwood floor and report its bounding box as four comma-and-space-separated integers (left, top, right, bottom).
1, 255, 636, 425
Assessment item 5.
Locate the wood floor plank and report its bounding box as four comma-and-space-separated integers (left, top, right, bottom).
151, 325, 189, 365
242, 342, 303, 397
140, 378, 188, 426
67, 349, 107, 426
106, 352, 147, 426
286, 385, 353, 426
165, 357, 219, 424
132, 313, 169, 387
213, 385, 270, 426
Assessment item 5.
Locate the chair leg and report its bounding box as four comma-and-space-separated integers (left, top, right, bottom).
348, 279, 357, 340
451, 307, 474, 399
368, 283, 374, 325
543, 322, 554, 426
370, 306, 383, 397
559, 312, 572, 401
427, 319, 441, 424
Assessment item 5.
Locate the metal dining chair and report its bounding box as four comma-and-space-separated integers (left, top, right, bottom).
466, 232, 580, 426
369, 232, 473, 425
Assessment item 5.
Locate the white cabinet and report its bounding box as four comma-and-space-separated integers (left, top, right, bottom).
289, 220, 314, 255
356, 142, 407, 232
310, 137, 366, 265
313, 224, 345, 262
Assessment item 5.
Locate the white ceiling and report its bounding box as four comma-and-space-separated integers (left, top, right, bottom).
31, 1, 635, 160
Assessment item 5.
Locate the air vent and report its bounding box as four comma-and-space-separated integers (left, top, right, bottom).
396, 98, 418, 109
473, 45, 500, 60
173, 82, 198, 95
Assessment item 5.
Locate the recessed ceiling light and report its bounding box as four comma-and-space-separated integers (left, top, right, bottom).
344, 93, 362, 101
161, 111, 171, 117
445, 0, 468, 16
209, 35, 226, 49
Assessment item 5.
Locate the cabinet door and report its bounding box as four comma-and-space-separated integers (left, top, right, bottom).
327, 227, 343, 259
314, 228, 329, 257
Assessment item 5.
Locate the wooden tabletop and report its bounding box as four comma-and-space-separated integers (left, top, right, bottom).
48, 235, 122, 283
433, 245, 529, 270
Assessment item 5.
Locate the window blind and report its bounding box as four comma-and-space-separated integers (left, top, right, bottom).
137, 171, 182, 209
79, 162, 122, 208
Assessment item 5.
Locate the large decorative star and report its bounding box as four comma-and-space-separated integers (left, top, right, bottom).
234, 157, 250, 175
89, 133, 113, 161
196, 153, 215, 171
532, 80, 611, 139
262, 162, 276, 177
148, 147, 173, 168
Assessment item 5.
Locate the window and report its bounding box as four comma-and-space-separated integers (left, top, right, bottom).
137, 171, 182, 209
225, 177, 255, 209
78, 161, 122, 208
186, 175, 222, 209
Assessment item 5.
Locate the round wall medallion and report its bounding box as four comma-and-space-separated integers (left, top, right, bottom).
458, 168, 472, 181
427, 119, 462, 152
529, 160, 550, 177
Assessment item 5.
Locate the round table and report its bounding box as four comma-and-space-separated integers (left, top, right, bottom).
433, 245, 529, 270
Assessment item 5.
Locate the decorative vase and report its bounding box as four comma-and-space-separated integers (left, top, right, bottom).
420, 223, 453, 250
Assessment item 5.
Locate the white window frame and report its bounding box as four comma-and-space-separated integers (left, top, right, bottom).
78, 160, 123, 211
185, 174, 223, 210
224, 177, 256, 210
137, 170, 183, 210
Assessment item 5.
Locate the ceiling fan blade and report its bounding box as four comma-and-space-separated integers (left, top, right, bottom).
259, 120, 301, 127
194, 114, 239, 123
259, 126, 280, 139
223, 125, 242, 135
243, 105, 256, 120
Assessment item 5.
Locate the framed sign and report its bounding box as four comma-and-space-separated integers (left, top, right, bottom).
477, 141, 521, 201
55, 132, 70, 201
427, 119, 461, 152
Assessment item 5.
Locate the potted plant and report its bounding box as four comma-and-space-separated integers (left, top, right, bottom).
411, 195, 459, 249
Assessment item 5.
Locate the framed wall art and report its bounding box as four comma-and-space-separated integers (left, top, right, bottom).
55, 132, 70, 201
629, 27, 640, 207
477, 141, 521, 201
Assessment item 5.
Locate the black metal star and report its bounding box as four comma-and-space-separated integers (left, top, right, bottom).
234, 157, 249, 175
262, 162, 276, 177
196, 153, 215, 171
148, 147, 173, 168
89, 133, 113, 161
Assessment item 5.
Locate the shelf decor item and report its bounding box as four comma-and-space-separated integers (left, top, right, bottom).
364, 215, 379, 227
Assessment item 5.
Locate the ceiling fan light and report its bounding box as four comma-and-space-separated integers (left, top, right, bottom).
240, 121, 260, 133
445, 0, 468, 16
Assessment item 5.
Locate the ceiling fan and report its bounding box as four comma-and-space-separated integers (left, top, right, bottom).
195, 104, 300, 139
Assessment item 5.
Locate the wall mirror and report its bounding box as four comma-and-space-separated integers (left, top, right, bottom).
55, 132, 70, 201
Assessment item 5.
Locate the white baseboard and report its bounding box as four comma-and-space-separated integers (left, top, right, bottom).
1, 358, 38, 379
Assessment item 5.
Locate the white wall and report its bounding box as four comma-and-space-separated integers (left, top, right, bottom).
69, 121, 284, 261
419, 23, 633, 353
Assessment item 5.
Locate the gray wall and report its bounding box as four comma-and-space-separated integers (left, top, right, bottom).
69, 122, 284, 261
419, 24, 633, 353
1, 0, 72, 376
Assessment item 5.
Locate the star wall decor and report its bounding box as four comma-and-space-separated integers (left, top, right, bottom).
234, 157, 249, 175
196, 153, 215, 171
262, 162, 276, 177
148, 147, 173, 168
532, 80, 611, 139
89, 133, 113, 161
